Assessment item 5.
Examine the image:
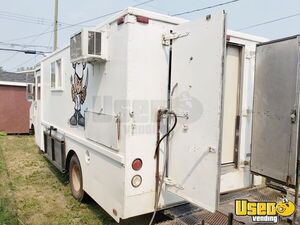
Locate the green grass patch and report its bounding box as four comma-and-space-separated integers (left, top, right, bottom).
0, 135, 118, 225
0, 197, 18, 225
0, 137, 18, 225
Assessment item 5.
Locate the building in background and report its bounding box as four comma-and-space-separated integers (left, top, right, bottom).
0, 71, 34, 134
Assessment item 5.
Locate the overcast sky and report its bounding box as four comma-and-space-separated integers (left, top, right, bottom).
0, 0, 299, 71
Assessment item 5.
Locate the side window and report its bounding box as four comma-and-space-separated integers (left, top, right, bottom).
26, 83, 35, 101
51, 62, 55, 88
37, 87, 41, 100
56, 59, 62, 88
50, 59, 63, 90
37, 75, 41, 100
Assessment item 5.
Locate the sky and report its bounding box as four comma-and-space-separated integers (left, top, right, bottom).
0, 0, 299, 72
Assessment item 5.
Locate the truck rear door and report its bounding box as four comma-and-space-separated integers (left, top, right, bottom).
166, 11, 226, 212
251, 36, 300, 186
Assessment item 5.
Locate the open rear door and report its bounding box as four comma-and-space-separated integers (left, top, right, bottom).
166, 12, 226, 212
251, 37, 300, 186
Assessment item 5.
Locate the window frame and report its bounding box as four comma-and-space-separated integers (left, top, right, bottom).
50, 58, 64, 91
50, 62, 55, 89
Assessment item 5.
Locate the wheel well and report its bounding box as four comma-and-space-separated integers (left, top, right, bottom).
65, 150, 76, 173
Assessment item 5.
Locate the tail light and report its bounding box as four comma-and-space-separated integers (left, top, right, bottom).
132, 158, 143, 171
117, 17, 125, 25
136, 15, 149, 24
131, 175, 142, 188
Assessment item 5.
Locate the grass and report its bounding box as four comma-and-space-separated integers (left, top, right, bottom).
0, 135, 117, 225
0, 136, 18, 225
0, 135, 293, 225
0, 135, 161, 225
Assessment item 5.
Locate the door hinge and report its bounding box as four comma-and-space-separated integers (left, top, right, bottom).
162, 32, 190, 46
286, 175, 292, 186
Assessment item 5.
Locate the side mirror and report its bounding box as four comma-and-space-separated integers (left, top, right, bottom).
26, 83, 35, 102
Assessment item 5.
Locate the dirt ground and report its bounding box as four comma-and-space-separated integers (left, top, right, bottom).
0, 135, 164, 225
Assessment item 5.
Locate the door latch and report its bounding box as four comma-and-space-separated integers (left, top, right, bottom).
162, 32, 190, 46
164, 177, 184, 190
291, 109, 297, 124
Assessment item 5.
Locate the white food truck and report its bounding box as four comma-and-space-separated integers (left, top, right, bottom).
29, 7, 268, 222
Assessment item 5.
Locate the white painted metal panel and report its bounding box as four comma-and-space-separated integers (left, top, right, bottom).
34, 69, 43, 149
85, 111, 119, 150
221, 45, 241, 164
251, 37, 300, 185
167, 12, 226, 212
34, 6, 268, 221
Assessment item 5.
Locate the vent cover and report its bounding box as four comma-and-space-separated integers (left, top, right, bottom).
70, 33, 82, 61
88, 31, 101, 55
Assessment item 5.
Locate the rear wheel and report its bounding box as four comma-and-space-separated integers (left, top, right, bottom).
69, 154, 86, 201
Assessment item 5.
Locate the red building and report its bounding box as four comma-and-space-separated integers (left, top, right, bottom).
0, 71, 34, 134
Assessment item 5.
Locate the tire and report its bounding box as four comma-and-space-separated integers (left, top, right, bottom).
29, 124, 35, 135
69, 154, 86, 202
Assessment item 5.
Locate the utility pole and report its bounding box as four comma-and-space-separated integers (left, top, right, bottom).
53, 0, 58, 51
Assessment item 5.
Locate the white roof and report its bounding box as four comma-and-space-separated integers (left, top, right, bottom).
95, 7, 188, 29
228, 30, 269, 43
39, 7, 268, 63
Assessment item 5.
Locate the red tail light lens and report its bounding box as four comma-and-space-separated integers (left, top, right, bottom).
132, 158, 143, 171
136, 16, 149, 24
117, 17, 125, 25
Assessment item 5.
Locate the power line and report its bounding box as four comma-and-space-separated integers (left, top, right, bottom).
47, 30, 54, 50
171, 0, 240, 16
1, 0, 154, 69
0, 12, 53, 26
0, 48, 50, 55
0, 15, 52, 26
0, 52, 19, 64
50, 0, 155, 28
238, 12, 300, 31
0, 25, 53, 65
0, 10, 53, 23
8, 55, 38, 72
0, 15, 81, 30
4, 0, 155, 43
0, 42, 52, 50
133, 0, 170, 14
0, 10, 74, 27
134, 0, 155, 7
